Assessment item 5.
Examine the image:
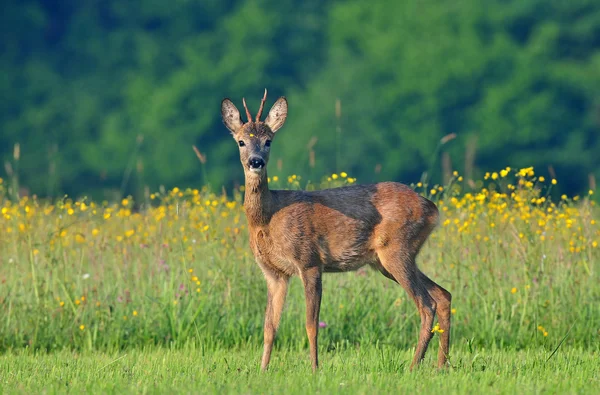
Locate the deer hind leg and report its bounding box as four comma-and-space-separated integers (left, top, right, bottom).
377, 252, 436, 370
261, 271, 290, 371
419, 271, 452, 368
300, 266, 322, 372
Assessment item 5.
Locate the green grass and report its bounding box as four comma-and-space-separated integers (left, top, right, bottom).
1, 175, 599, 393
1, 346, 598, 394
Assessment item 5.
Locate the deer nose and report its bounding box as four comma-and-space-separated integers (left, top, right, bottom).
248, 157, 265, 169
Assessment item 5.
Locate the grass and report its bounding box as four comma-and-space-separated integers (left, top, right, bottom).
1, 346, 599, 394
0, 168, 599, 393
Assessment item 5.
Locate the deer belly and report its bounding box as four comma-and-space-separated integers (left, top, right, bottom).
323, 260, 369, 273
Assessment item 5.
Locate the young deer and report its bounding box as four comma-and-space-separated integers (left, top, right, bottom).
221, 90, 451, 372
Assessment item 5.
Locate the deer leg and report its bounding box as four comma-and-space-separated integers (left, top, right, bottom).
378, 253, 436, 370
300, 266, 322, 372
418, 271, 452, 368
260, 273, 289, 371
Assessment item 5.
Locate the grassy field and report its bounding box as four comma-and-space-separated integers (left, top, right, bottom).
0, 168, 599, 393
1, 347, 599, 393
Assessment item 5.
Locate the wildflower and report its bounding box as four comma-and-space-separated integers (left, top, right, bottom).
511, 287, 517, 294
552, 179, 557, 185
319, 321, 327, 328
430, 189, 437, 195
79, 325, 85, 331
133, 310, 138, 316
453, 171, 458, 177
340, 172, 347, 178
538, 176, 545, 182
60, 301, 65, 307
272, 176, 279, 182
593, 241, 598, 248
121, 198, 129, 206
451, 308, 456, 315
331, 173, 339, 180
431, 323, 444, 334
589, 190, 594, 196
500, 169, 509, 178
491, 172, 498, 180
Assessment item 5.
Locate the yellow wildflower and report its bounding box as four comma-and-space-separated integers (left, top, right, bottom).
431, 323, 445, 334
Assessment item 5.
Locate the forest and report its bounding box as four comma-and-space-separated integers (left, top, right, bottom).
2, 0, 599, 199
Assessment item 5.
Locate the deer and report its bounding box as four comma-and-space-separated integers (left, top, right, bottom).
220, 90, 451, 372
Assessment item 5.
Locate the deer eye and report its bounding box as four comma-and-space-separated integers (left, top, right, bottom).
238, 140, 245, 147
265, 140, 271, 147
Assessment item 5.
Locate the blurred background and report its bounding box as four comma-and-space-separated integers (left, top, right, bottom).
1, 0, 599, 200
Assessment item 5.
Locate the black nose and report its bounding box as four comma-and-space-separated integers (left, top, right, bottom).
248, 157, 265, 169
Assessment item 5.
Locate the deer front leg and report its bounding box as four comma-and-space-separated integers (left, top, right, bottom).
261, 272, 289, 371
300, 266, 322, 372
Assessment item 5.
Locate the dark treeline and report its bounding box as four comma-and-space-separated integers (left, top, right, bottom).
1, 0, 599, 199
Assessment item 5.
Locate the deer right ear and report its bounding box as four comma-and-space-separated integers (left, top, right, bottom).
221, 99, 243, 134
264, 97, 288, 133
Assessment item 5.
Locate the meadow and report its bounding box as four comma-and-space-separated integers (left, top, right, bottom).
0, 168, 599, 393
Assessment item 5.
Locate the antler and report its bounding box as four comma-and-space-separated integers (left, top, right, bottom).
255, 88, 268, 122
242, 98, 253, 123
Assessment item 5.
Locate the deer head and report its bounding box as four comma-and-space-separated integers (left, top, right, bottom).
221, 89, 288, 177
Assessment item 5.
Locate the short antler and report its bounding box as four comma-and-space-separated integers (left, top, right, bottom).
242, 98, 253, 123
256, 89, 268, 122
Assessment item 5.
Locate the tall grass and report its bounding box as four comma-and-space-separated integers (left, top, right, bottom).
0, 168, 598, 355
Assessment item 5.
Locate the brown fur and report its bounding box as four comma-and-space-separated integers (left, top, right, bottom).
221, 91, 452, 372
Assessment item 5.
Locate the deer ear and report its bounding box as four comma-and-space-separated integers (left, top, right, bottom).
264, 97, 287, 133
221, 99, 243, 134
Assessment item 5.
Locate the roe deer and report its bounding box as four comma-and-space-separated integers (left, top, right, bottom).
221, 90, 451, 372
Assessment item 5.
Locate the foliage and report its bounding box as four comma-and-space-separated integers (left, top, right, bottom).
0, 168, 598, 354
1, 0, 600, 198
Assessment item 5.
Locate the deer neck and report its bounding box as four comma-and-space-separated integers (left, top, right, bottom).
244, 171, 273, 227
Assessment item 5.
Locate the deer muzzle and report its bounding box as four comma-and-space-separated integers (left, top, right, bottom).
248, 157, 265, 172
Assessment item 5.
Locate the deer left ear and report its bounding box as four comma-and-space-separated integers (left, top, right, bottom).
221, 99, 243, 134
264, 97, 287, 133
